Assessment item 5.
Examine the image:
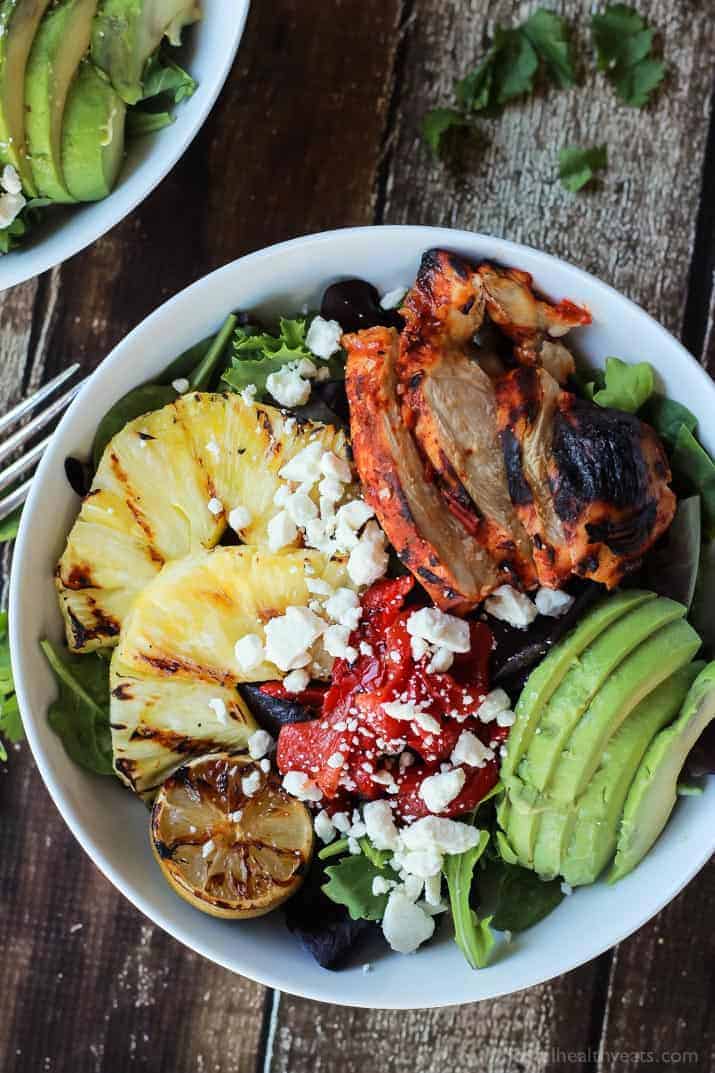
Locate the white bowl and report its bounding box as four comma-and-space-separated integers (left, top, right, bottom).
11, 225, 715, 1008
0, 0, 250, 292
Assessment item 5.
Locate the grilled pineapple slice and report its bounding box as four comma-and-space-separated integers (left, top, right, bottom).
110, 546, 350, 797
56, 393, 350, 652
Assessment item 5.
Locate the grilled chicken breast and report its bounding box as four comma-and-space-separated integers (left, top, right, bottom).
399, 249, 537, 588
496, 365, 676, 587
344, 324, 501, 612
477, 262, 591, 383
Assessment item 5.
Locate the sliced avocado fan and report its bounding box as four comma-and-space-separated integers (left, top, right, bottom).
24, 0, 98, 202
0, 0, 54, 196
62, 60, 126, 201
91, 0, 201, 105
609, 661, 715, 883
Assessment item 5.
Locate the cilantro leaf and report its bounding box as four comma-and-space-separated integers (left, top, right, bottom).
458, 27, 538, 114
591, 4, 665, 108
522, 9, 576, 88
559, 144, 607, 192
443, 826, 493, 969
323, 853, 399, 922
671, 426, 715, 539
0, 612, 22, 761
41, 640, 113, 775
592, 356, 654, 413
422, 108, 468, 156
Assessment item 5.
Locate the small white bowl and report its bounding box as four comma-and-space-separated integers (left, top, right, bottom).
11, 226, 715, 1008
0, 0, 250, 292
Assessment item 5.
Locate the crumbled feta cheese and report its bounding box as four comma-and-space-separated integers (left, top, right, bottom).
240, 384, 257, 405
372, 875, 395, 896
535, 587, 576, 618
282, 771, 322, 802
397, 847, 443, 878
264, 606, 327, 670
306, 315, 342, 359
485, 584, 538, 628
1, 164, 22, 195
259, 757, 271, 773
359, 641, 374, 657
496, 708, 516, 728
207, 497, 224, 516
334, 500, 375, 551
332, 811, 351, 833
381, 891, 435, 954
314, 809, 336, 844
242, 769, 263, 797
266, 367, 311, 408
318, 475, 343, 502
202, 839, 215, 858
279, 441, 324, 484
419, 768, 466, 814
347, 521, 389, 586
306, 576, 334, 596
228, 810, 243, 823
427, 646, 454, 674
380, 286, 408, 310
451, 730, 494, 768
423, 873, 442, 907
410, 635, 430, 662
323, 624, 358, 663
228, 505, 252, 532
285, 492, 318, 527
297, 357, 318, 378
348, 837, 361, 854
208, 698, 229, 724
476, 688, 512, 723
267, 510, 298, 551
406, 607, 470, 653
325, 587, 361, 627
171, 377, 190, 394
326, 751, 345, 770
0, 189, 25, 229
235, 633, 265, 672
321, 451, 352, 484
283, 668, 310, 694
248, 728, 274, 759
363, 799, 400, 850
381, 699, 440, 735
401, 816, 482, 855
561, 881, 573, 896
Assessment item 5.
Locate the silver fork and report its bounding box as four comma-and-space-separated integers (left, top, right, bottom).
0, 364, 89, 523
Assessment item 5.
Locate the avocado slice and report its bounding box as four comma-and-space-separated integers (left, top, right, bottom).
62, 60, 126, 200
24, 0, 98, 202
0, 0, 53, 196
91, 0, 201, 105
608, 661, 715, 883
505, 596, 687, 865
548, 618, 701, 808
501, 590, 655, 782
535, 662, 703, 884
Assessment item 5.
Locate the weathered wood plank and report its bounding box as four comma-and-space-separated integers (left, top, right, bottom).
381, 0, 715, 338
0, 1, 404, 1070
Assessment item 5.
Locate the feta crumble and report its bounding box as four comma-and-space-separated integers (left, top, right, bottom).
282, 771, 322, 802
248, 728, 274, 759
242, 769, 263, 797
380, 286, 408, 310
476, 688, 512, 723
283, 668, 310, 694
266, 366, 311, 408
347, 521, 389, 586
228, 505, 252, 532
208, 698, 229, 725
535, 587, 575, 618
171, 377, 190, 394
306, 315, 342, 359
235, 633, 265, 672
418, 768, 466, 814
484, 584, 538, 628
207, 497, 224, 516
321, 450, 352, 483
314, 809, 336, 844
267, 510, 298, 551
363, 799, 400, 850
406, 607, 470, 653
381, 891, 435, 954
451, 729, 494, 768
264, 606, 326, 670
280, 441, 324, 484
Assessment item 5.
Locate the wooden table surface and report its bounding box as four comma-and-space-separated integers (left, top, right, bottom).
1, 2, 713, 1070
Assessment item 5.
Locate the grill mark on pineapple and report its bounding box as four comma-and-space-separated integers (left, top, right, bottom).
137, 651, 235, 686
65, 600, 120, 650
63, 562, 95, 589
129, 725, 232, 756
112, 683, 134, 700
110, 451, 161, 559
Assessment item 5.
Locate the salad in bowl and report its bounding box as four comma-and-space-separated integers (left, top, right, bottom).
12, 227, 715, 1007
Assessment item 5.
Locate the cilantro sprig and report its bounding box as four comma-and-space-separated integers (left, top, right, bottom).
559, 144, 608, 192
591, 4, 665, 108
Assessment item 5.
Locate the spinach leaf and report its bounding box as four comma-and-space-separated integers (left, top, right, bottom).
0, 507, 21, 543
40, 640, 113, 775
323, 853, 399, 922
92, 384, 177, 468
0, 612, 22, 761
641, 394, 698, 445
488, 861, 565, 932
127, 111, 174, 137
187, 314, 237, 391
643, 496, 701, 610
671, 426, 715, 538
443, 827, 493, 969
592, 356, 654, 413
691, 539, 715, 660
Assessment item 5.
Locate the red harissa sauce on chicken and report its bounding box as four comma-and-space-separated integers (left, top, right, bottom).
275, 577, 505, 821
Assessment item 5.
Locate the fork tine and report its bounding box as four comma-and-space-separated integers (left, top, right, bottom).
0, 476, 33, 523
0, 434, 50, 496
0, 363, 80, 438
0, 376, 88, 469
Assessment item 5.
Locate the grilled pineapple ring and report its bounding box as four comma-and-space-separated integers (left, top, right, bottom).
56, 393, 351, 653
110, 546, 350, 798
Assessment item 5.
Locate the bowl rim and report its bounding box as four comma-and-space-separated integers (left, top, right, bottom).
10, 223, 715, 1008
0, 0, 250, 293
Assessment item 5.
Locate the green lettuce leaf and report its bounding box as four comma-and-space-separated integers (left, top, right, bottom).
223, 317, 344, 400
141, 54, 198, 104
443, 826, 493, 969
0, 507, 21, 543
592, 356, 654, 413
641, 394, 698, 445
643, 496, 701, 611
522, 9, 576, 88
671, 426, 715, 538
489, 862, 565, 932
127, 111, 174, 137
559, 144, 607, 192
40, 640, 113, 775
0, 612, 21, 761
591, 4, 665, 108
323, 853, 399, 922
